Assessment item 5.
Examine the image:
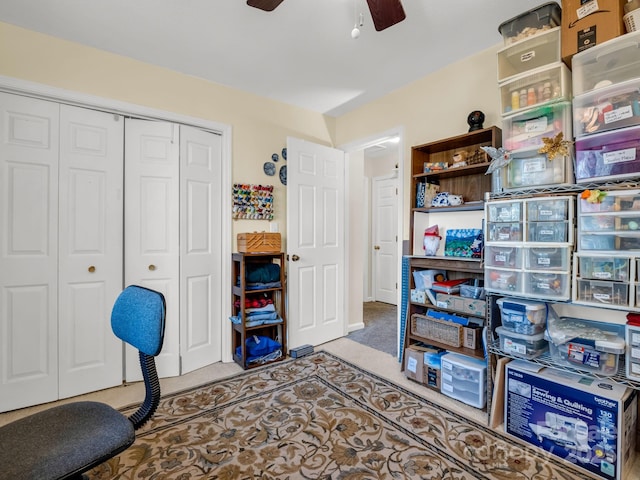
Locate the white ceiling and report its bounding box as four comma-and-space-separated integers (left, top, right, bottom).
0, 0, 551, 117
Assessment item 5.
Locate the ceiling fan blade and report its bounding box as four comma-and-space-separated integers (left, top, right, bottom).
366, 0, 406, 31
247, 0, 285, 12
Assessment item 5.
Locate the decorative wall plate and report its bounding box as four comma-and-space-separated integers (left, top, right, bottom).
279, 165, 287, 185
271, 153, 279, 162
281, 147, 287, 160
263, 161, 276, 176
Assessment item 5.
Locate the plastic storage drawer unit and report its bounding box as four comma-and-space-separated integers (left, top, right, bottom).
500, 62, 571, 116
440, 352, 486, 409
573, 78, 640, 137
501, 148, 572, 190
497, 27, 561, 82
627, 324, 640, 380
503, 101, 572, 152
578, 255, 630, 282
485, 245, 523, 269
497, 297, 547, 335
575, 125, 640, 182
496, 326, 547, 359
526, 246, 570, 271
545, 317, 626, 376
572, 29, 640, 97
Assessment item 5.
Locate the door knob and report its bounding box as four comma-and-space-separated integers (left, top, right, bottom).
88, 266, 96, 273
148, 264, 156, 271
374, 245, 381, 250
291, 254, 300, 262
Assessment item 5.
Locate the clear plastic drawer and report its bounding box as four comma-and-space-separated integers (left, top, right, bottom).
526, 271, 570, 299
525, 246, 570, 271
497, 27, 561, 83
486, 245, 523, 269
503, 101, 572, 152
499, 62, 571, 116
575, 126, 640, 183
526, 197, 570, 221
487, 200, 522, 222
487, 222, 524, 242
578, 255, 631, 282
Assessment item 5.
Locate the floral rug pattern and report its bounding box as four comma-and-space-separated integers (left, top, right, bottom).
87, 352, 594, 479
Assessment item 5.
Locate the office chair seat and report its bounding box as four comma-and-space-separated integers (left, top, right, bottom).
0, 285, 166, 480
0, 401, 134, 480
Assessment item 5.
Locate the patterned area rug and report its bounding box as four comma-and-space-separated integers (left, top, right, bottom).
87, 352, 593, 479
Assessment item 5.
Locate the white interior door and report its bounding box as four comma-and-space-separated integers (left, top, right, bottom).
372, 175, 398, 305
0, 93, 60, 411
179, 125, 223, 373
124, 119, 180, 379
57, 105, 124, 398
287, 137, 345, 349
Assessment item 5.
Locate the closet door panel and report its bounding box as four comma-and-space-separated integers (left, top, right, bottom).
125, 119, 180, 380
180, 126, 223, 373
0, 93, 59, 411
58, 105, 124, 398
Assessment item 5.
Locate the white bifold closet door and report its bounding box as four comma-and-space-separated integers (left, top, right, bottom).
0, 93, 124, 411
124, 119, 222, 380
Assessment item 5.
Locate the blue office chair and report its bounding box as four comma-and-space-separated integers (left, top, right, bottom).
0, 285, 166, 480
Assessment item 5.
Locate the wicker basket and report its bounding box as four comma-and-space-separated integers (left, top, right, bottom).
411, 314, 463, 348
237, 232, 281, 253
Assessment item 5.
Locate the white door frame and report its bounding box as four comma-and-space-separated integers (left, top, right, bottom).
339, 126, 404, 319
0, 75, 235, 364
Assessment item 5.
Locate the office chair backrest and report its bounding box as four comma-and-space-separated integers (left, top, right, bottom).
112, 285, 166, 355
112, 285, 166, 428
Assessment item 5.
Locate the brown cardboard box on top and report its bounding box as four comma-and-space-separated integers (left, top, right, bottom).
561, 0, 626, 67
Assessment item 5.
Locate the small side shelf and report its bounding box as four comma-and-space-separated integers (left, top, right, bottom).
231, 252, 287, 369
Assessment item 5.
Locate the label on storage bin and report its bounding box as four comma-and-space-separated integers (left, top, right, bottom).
632, 333, 640, 345
537, 257, 551, 266
509, 312, 525, 324
520, 50, 535, 63
522, 158, 546, 174
539, 209, 553, 217
443, 373, 452, 383
495, 254, 507, 263
603, 148, 636, 165
593, 271, 612, 279
632, 347, 640, 360
407, 356, 418, 373
504, 338, 527, 355
577, 0, 599, 20
567, 343, 600, 368
605, 105, 633, 124
633, 363, 640, 375
593, 292, 611, 302
524, 117, 548, 134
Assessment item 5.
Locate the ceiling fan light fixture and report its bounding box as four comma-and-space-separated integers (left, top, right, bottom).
351, 25, 361, 39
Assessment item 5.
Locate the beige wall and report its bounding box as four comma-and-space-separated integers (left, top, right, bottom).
335, 48, 504, 241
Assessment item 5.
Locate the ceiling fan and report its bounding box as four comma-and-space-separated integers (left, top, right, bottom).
246, 0, 406, 32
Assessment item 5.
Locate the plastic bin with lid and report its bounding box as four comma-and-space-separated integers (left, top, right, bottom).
497, 297, 548, 335
572, 29, 640, 96
575, 125, 640, 182
498, 1, 562, 46
496, 326, 547, 359
499, 62, 571, 116
503, 101, 571, 152
545, 317, 626, 375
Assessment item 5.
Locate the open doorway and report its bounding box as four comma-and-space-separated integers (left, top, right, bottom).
342, 129, 402, 357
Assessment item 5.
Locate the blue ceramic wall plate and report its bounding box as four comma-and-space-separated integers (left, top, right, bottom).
263, 161, 276, 176
279, 165, 287, 185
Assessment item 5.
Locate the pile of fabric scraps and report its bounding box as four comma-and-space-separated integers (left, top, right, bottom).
230, 295, 282, 327
243, 263, 282, 290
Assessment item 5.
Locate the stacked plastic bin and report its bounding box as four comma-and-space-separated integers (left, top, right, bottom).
572, 29, 640, 183
495, 297, 549, 360
495, 2, 574, 192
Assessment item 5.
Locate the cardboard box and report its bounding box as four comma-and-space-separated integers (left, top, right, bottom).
463, 326, 483, 350
435, 293, 486, 317
403, 347, 424, 383
561, 0, 626, 67
410, 289, 428, 304
237, 232, 281, 253
505, 361, 637, 480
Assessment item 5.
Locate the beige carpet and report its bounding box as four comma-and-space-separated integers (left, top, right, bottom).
86, 351, 595, 480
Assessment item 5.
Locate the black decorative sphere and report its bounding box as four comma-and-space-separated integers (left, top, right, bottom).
467, 110, 485, 132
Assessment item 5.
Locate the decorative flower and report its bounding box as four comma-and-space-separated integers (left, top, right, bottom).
481, 146, 511, 175
538, 132, 572, 161
581, 189, 607, 204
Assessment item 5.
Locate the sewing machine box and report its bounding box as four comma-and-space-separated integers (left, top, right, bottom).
505, 361, 637, 480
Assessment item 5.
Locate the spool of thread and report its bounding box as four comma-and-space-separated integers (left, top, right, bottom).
511, 91, 520, 110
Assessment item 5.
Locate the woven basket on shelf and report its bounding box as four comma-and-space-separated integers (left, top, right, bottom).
410, 314, 463, 348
